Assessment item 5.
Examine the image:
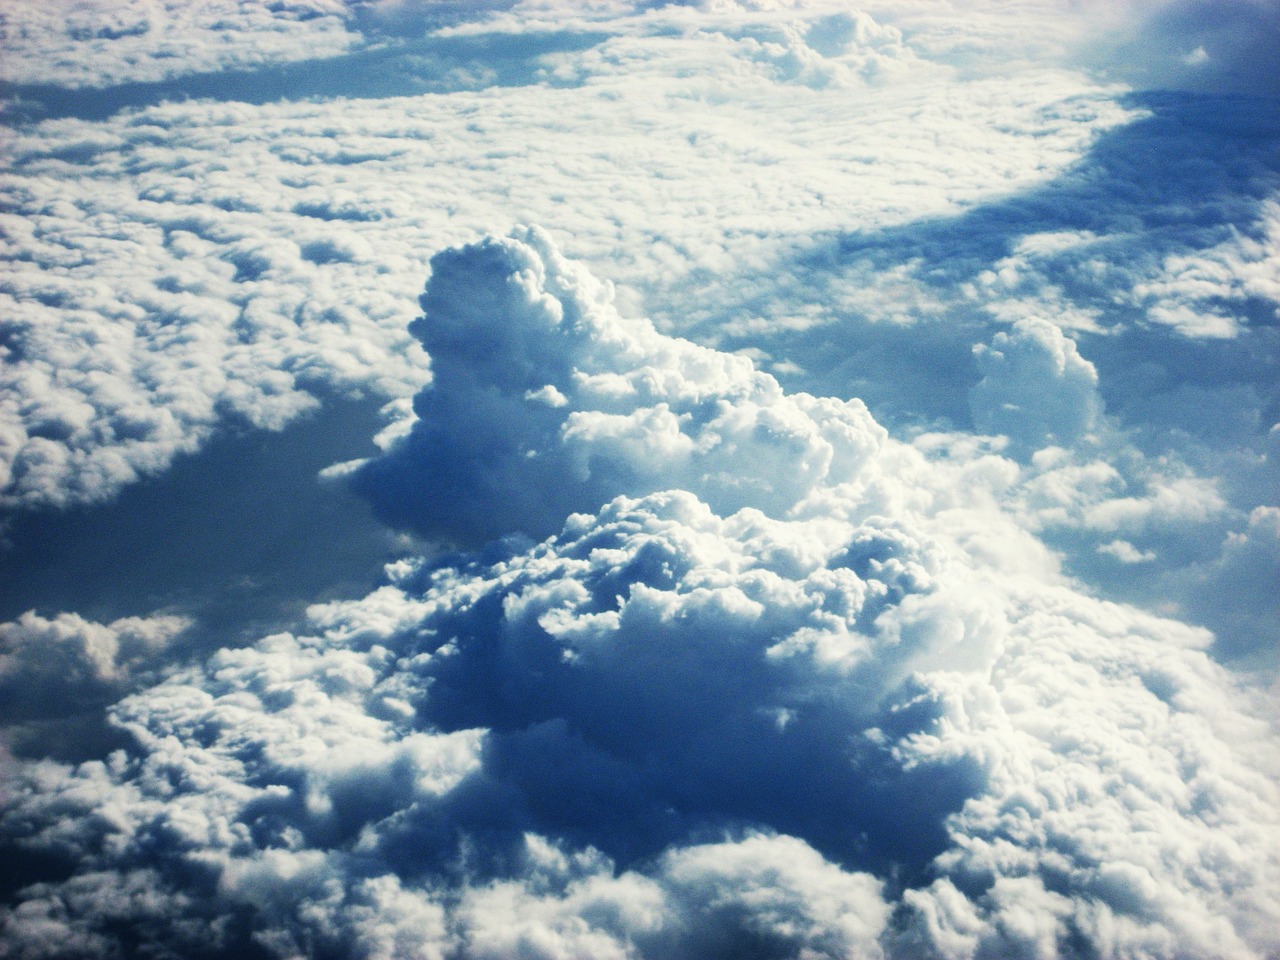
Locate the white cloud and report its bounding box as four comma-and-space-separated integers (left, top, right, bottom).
1131, 199, 1280, 339
0, 8, 1131, 509
2, 4, 1277, 953
0, 610, 188, 721
0, 0, 362, 88
351, 226, 887, 540
969, 317, 1102, 455
1182, 45, 1210, 66
2, 235, 1276, 959
1097, 538, 1156, 562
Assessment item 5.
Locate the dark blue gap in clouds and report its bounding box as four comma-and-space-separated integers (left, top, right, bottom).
0, 30, 607, 125
0, 395, 409, 714
0, 398, 414, 920
707, 91, 1280, 436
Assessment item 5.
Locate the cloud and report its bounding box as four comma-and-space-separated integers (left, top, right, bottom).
969, 317, 1102, 456
0, 0, 363, 89
349, 226, 885, 542
2, 234, 1277, 959
2, 5, 1278, 952
1, 5, 1129, 510
0, 611, 188, 718
0, 610, 188, 761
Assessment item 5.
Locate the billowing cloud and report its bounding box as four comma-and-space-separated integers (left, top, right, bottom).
2, 234, 1276, 959
2, 3, 1278, 956
346, 226, 885, 542
0, 4, 1132, 510
969, 317, 1101, 456
0, 611, 188, 716
0, 610, 188, 761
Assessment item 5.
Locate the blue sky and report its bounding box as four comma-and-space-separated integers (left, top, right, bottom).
1, 2, 1278, 958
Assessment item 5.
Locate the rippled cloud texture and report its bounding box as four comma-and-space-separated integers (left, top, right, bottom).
2, 1, 1279, 958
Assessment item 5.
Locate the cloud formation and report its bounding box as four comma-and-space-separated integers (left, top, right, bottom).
969, 317, 1101, 455
0, 0, 362, 89
2, 3, 1278, 954
0, 610, 189, 763
1, 4, 1130, 510
2, 233, 1277, 959
348, 226, 885, 542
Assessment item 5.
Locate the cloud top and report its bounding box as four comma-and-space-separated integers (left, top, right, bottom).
351, 226, 885, 542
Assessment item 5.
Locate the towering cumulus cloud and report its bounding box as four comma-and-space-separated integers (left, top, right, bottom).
2, 231, 1276, 959
349, 226, 884, 543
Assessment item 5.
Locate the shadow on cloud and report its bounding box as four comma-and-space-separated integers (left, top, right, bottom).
684, 90, 1280, 664
0, 30, 606, 124
721, 90, 1279, 438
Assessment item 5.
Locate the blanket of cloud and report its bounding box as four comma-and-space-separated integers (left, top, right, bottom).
2, 0, 1280, 957
4, 0, 1278, 663
3, 229, 1278, 959
3, 0, 1147, 511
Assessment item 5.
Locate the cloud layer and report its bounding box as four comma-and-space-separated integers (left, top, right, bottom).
0, 0, 361, 89
2, 3, 1277, 955
2, 233, 1276, 959
1, 3, 1136, 510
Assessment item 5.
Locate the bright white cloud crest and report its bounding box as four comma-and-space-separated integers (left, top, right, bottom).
3, 232, 1277, 959
347, 225, 886, 541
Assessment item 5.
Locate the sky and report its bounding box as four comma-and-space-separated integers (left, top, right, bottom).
0, 1, 1278, 958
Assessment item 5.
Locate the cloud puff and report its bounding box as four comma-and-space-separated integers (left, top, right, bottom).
2, 234, 1276, 959
0, 610, 189, 762
969, 317, 1102, 456
0, 611, 188, 721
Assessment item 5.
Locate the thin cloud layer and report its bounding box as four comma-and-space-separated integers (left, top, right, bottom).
3, 234, 1277, 959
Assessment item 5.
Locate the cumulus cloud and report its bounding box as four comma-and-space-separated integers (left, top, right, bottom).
1, 4, 1129, 510
343, 228, 1277, 668
0, 611, 188, 719
2, 233, 1277, 959
969, 317, 1102, 456
2, 3, 1278, 952
348, 226, 884, 542
0, 610, 188, 761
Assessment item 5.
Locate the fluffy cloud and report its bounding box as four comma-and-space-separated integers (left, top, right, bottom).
969, 317, 1101, 455
346, 226, 885, 542
0, 610, 189, 763
0, 0, 362, 89
345, 228, 1275, 669
2, 233, 1276, 959
0, 610, 188, 721
3, 3, 1278, 954
0, 5, 1131, 510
